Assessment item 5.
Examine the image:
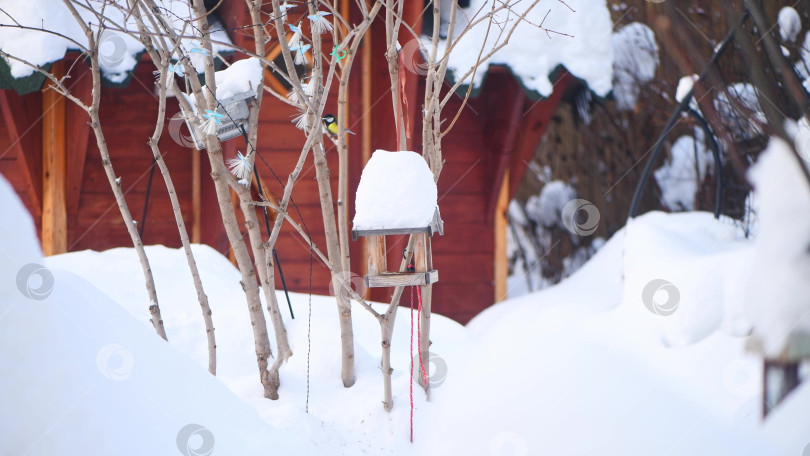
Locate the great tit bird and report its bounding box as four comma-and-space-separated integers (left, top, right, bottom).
322, 114, 356, 139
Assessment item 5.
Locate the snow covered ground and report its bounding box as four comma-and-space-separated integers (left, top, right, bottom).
2, 158, 810, 455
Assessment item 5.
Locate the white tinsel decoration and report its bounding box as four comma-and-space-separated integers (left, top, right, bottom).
294, 44, 311, 65
202, 117, 219, 136
308, 11, 333, 34
287, 22, 303, 50
227, 152, 252, 180
292, 110, 310, 130
279, 1, 296, 23
288, 80, 315, 104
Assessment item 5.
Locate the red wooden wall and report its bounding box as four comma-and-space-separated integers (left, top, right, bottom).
0, 3, 568, 324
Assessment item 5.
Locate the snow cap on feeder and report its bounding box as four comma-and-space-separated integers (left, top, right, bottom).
352, 150, 442, 288
178, 57, 263, 150
353, 150, 442, 237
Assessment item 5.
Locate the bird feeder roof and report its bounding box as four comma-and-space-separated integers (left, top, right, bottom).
352, 150, 442, 238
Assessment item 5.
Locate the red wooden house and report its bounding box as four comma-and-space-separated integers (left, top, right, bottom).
0, 1, 575, 324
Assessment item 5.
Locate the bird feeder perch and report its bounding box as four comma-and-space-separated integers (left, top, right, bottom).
351, 150, 443, 288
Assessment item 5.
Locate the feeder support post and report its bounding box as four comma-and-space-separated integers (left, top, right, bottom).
413, 233, 433, 392
368, 235, 387, 276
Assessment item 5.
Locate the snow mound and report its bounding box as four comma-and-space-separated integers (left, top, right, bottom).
353, 150, 438, 231
524, 180, 576, 228
612, 22, 659, 111
430, 0, 613, 98
0, 174, 312, 455
455, 210, 802, 455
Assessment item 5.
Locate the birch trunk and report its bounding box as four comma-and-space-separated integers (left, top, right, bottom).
62, 0, 167, 341
150, 68, 216, 374
185, 0, 277, 398
128, 0, 216, 372
380, 285, 404, 411
313, 141, 356, 387
305, 0, 355, 388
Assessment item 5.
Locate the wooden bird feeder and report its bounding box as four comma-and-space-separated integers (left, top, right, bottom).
351, 150, 444, 288
353, 208, 443, 287
178, 87, 257, 150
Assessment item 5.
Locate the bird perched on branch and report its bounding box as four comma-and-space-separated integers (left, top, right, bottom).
322, 113, 356, 139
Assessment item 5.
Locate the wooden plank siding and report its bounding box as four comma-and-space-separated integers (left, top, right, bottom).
0, 88, 43, 234
67, 63, 195, 252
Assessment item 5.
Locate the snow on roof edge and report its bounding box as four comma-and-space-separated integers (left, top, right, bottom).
443, 63, 594, 102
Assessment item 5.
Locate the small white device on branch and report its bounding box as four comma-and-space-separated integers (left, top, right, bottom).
179, 88, 257, 150
177, 57, 264, 149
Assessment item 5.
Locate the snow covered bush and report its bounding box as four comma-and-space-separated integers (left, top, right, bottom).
612, 22, 659, 111
654, 130, 714, 211
745, 133, 810, 356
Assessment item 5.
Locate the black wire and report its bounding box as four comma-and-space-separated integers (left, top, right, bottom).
686, 108, 724, 218
305, 229, 313, 414
252, 160, 295, 320
139, 159, 158, 240
628, 11, 749, 220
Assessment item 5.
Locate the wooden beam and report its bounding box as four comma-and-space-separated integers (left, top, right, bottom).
413, 233, 428, 272
353, 226, 432, 239
367, 235, 387, 275
365, 270, 439, 288
486, 77, 524, 221
508, 72, 573, 198
417, 282, 432, 392
494, 170, 509, 302
41, 61, 67, 256
65, 64, 92, 227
